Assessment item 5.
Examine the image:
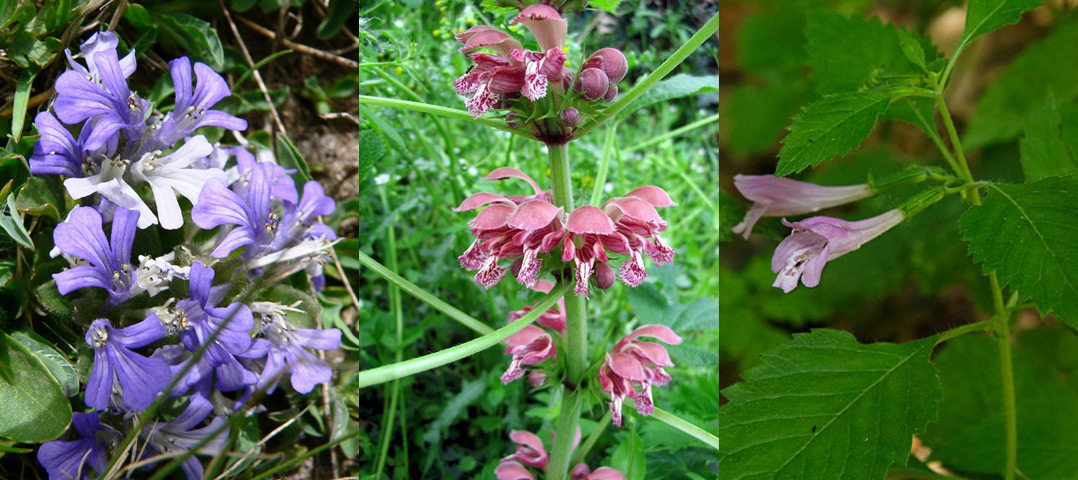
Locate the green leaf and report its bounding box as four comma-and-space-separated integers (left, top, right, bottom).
776, 90, 892, 176
735, 10, 807, 81
357, 128, 383, 189
154, 12, 225, 70
614, 74, 718, 121
15, 175, 64, 221
961, 0, 1044, 48
422, 378, 485, 444
588, 0, 621, 14
0, 192, 34, 249
922, 333, 1078, 479
724, 83, 811, 156
275, 133, 312, 184
10, 331, 78, 397
0, 331, 72, 443
960, 177, 1078, 329
1019, 92, 1077, 182
11, 70, 35, 143
316, 0, 356, 39
964, 20, 1078, 147
806, 12, 928, 94
719, 329, 942, 480
611, 428, 646, 480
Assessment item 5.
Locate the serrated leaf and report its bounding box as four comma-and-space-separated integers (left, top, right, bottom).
959, 177, 1078, 329
0, 331, 72, 443
611, 429, 646, 480
806, 12, 927, 94
776, 91, 892, 176
1019, 92, 1077, 182
962, 0, 1044, 48
964, 20, 1078, 147
357, 128, 383, 189
719, 329, 942, 480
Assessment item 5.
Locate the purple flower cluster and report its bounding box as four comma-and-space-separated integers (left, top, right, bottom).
33, 32, 343, 480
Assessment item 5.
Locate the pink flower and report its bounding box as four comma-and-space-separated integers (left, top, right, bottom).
501, 325, 556, 385
455, 167, 566, 289
497, 428, 623, 480
453, 7, 569, 117
561, 185, 676, 295
598, 325, 682, 427
507, 279, 567, 332
772, 209, 904, 293
731, 174, 874, 239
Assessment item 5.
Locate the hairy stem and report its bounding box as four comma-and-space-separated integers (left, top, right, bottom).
547, 142, 588, 480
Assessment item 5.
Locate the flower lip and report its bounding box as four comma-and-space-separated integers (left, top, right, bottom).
457, 26, 523, 56
624, 185, 676, 207
567, 206, 616, 234
484, 167, 544, 196
511, 4, 568, 52
507, 199, 561, 231
469, 203, 516, 230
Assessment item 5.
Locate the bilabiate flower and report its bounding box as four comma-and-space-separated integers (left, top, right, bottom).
147, 57, 248, 151
84, 317, 170, 411
29, 112, 110, 178
53, 42, 146, 151
140, 395, 228, 480
771, 209, 905, 293
598, 325, 682, 427
254, 302, 341, 394
731, 174, 873, 239
495, 428, 622, 480
501, 325, 556, 385
37, 412, 115, 480
52, 206, 139, 306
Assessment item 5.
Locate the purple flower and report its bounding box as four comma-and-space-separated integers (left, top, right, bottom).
254, 304, 340, 394
52, 206, 139, 305
771, 209, 905, 293
731, 174, 874, 239
64, 31, 136, 82
37, 412, 113, 480
148, 57, 247, 151
153, 343, 262, 397
29, 112, 113, 178
140, 395, 228, 480
149, 262, 254, 369
85, 317, 170, 411
53, 44, 146, 151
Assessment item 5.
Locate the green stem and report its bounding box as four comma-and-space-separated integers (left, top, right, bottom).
573, 12, 720, 139
570, 412, 610, 467
589, 123, 618, 206
357, 95, 536, 141
356, 283, 569, 389
374, 186, 405, 478
622, 112, 719, 154
934, 85, 1013, 480
547, 390, 584, 480
356, 249, 493, 335
932, 320, 990, 345
546, 141, 588, 480
991, 273, 1017, 480
651, 408, 719, 451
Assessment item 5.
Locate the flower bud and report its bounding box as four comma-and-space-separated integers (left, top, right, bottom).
604, 85, 618, 101
577, 68, 609, 101
595, 262, 615, 289
582, 47, 628, 84
561, 108, 579, 128
528, 370, 548, 387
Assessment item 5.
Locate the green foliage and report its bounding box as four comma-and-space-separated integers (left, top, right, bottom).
154, 12, 225, 69
776, 91, 892, 176
719, 329, 941, 480
805, 11, 926, 95
1019, 93, 1078, 182
960, 177, 1078, 330
963, 19, 1078, 147
922, 331, 1078, 479
961, 0, 1045, 48
0, 331, 72, 443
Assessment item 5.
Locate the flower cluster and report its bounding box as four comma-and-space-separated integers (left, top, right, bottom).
455, 168, 675, 296
598, 325, 682, 427
501, 280, 566, 386
453, 5, 627, 144
495, 429, 625, 480
32, 32, 341, 480
731, 174, 905, 292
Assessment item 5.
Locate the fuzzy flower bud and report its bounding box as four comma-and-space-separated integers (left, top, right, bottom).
582, 47, 628, 84
577, 68, 609, 101
561, 107, 580, 128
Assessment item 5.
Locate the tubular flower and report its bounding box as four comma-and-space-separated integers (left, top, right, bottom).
147, 57, 248, 151
771, 209, 905, 293
453, 8, 568, 117
598, 325, 682, 427
29, 111, 111, 178
37, 412, 115, 480
84, 317, 170, 411
731, 174, 874, 239
253, 302, 342, 394
455, 167, 565, 289
496, 428, 622, 480
501, 325, 556, 385
139, 395, 228, 480
52, 206, 140, 306
53, 39, 146, 151
562, 186, 676, 295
